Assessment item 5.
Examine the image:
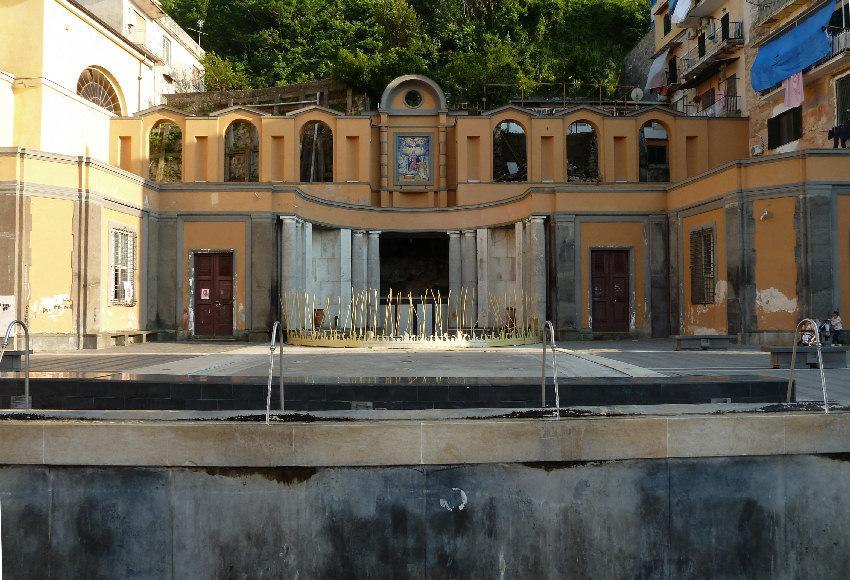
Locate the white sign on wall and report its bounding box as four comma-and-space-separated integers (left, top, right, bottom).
201, 288, 210, 300
0, 295, 15, 332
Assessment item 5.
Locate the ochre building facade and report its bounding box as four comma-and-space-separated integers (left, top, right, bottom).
4, 71, 850, 348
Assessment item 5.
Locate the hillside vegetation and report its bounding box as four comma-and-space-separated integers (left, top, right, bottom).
164, 0, 649, 107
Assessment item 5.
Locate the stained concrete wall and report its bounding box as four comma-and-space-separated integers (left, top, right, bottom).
2, 455, 850, 578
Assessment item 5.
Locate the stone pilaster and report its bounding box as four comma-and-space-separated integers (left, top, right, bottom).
461, 230, 477, 328
448, 231, 462, 323
647, 217, 670, 338
476, 228, 490, 327
529, 216, 547, 330
367, 230, 381, 293
551, 215, 577, 338
281, 217, 299, 329
351, 230, 368, 296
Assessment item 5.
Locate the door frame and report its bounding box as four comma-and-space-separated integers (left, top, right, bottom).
587, 246, 635, 333
188, 249, 237, 338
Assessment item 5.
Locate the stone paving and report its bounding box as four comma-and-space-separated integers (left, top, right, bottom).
22, 338, 850, 403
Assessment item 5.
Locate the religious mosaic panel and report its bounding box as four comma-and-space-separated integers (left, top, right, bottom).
394, 134, 433, 186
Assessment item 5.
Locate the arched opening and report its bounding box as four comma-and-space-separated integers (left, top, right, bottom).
77, 67, 123, 114
493, 120, 527, 182
148, 120, 182, 182
300, 121, 334, 182
224, 120, 259, 182
639, 121, 670, 183
567, 121, 599, 182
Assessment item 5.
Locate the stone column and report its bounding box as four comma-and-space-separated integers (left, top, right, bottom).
367, 230, 381, 293
667, 212, 682, 336
281, 217, 299, 328
726, 196, 756, 340
448, 231, 462, 324
647, 217, 670, 338
529, 216, 547, 331
339, 229, 352, 328
476, 228, 490, 328
461, 230, 477, 328
351, 230, 368, 296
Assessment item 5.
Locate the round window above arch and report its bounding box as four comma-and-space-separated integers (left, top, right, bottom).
77, 67, 122, 114
404, 89, 423, 108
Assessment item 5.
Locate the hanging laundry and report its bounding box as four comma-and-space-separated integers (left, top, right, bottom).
782, 72, 804, 108
828, 122, 850, 148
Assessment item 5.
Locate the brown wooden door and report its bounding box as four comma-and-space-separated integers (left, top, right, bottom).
591, 250, 630, 333
194, 252, 234, 337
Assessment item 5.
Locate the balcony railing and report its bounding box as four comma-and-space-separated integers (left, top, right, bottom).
670, 95, 741, 117
680, 22, 744, 77
693, 95, 741, 117
755, 0, 809, 26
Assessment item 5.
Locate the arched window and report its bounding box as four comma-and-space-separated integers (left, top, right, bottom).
300, 121, 333, 182
224, 120, 259, 182
77, 67, 122, 114
567, 121, 599, 182
639, 121, 670, 183
148, 121, 182, 182
493, 120, 527, 182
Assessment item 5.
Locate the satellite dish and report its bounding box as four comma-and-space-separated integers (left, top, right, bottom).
631, 88, 645, 102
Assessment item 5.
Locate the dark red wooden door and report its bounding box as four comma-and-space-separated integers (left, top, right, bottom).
194, 252, 234, 337
591, 250, 630, 332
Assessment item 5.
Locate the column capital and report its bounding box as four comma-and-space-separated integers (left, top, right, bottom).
368, 230, 381, 236
280, 216, 298, 224
352, 229, 367, 237
447, 230, 461, 237
529, 215, 546, 224
462, 229, 476, 237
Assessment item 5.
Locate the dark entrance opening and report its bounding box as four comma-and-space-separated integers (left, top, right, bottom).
194, 251, 234, 337
591, 249, 630, 333
379, 233, 448, 297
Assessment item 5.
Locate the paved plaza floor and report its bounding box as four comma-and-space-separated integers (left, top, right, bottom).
20, 338, 849, 404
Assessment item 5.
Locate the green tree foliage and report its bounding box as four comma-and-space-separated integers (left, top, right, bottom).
163, 0, 648, 106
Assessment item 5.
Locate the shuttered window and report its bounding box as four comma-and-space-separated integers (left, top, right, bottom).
690, 228, 715, 305
767, 106, 802, 149
111, 229, 136, 305
837, 75, 850, 125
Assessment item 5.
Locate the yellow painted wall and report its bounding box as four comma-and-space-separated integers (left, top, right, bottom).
27, 196, 74, 333
182, 221, 247, 333
682, 208, 727, 335
100, 208, 143, 332
579, 221, 647, 332
753, 197, 799, 330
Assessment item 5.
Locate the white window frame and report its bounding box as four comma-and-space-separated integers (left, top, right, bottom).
162, 36, 172, 65
110, 228, 137, 306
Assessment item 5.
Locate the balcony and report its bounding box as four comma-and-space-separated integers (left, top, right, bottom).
670, 95, 741, 117
679, 22, 744, 88
754, 0, 810, 26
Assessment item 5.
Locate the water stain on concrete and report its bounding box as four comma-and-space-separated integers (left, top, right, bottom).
196, 466, 318, 485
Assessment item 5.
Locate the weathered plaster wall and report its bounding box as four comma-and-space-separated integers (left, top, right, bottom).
579, 221, 647, 332
27, 196, 74, 334
2, 455, 850, 578
753, 197, 799, 330
182, 220, 247, 333
682, 208, 727, 335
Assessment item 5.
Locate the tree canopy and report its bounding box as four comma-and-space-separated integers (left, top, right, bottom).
164, 0, 648, 109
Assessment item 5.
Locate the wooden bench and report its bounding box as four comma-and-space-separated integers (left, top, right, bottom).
0, 350, 32, 371
673, 335, 736, 351
763, 346, 849, 369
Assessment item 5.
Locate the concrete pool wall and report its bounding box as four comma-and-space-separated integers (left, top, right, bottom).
1, 412, 850, 577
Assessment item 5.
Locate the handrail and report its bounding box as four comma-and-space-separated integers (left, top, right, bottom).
0, 320, 30, 410
266, 321, 284, 424
541, 321, 560, 419
787, 318, 829, 414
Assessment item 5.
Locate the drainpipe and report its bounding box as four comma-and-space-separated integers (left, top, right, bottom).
138, 59, 143, 112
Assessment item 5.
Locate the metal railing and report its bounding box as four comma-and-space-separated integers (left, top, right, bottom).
541, 321, 560, 418
0, 321, 30, 410
693, 95, 742, 117
266, 321, 284, 424
680, 22, 744, 76
786, 318, 829, 414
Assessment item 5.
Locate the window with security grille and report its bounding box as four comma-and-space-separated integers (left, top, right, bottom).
690, 228, 715, 305
837, 74, 850, 125
767, 107, 802, 149
111, 229, 136, 304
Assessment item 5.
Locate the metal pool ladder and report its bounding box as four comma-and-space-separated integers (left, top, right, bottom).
266, 321, 284, 424
541, 321, 560, 418
0, 320, 30, 410
786, 318, 829, 414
